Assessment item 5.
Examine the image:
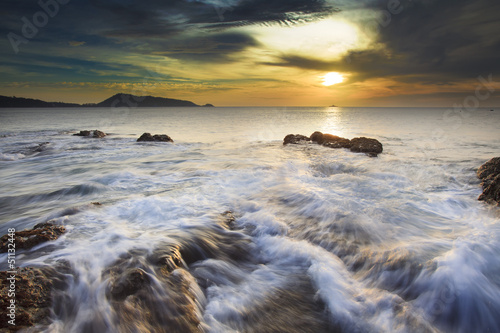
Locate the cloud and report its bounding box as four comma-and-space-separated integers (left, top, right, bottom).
68, 41, 86, 47
262, 0, 500, 86
151, 32, 259, 62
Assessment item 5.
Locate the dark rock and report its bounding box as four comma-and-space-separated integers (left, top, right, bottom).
0, 223, 66, 253
286, 131, 383, 156
74, 130, 91, 137
109, 268, 149, 301
73, 130, 106, 138
310, 131, 351, 148
322, 134, 351, 149
202, 104, 214, 107
477, 157, 500, 180
137, 133, 174, 143
283, 134, 310, 145
349, 137, 383, 157
478, 157, 500, 204
0, 267, 57, 331
92, 130, 106, 138
32, 142, 50, 153
310, 131, 325, 144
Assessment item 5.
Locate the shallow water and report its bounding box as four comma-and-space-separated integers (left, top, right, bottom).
1, 106, 499, 332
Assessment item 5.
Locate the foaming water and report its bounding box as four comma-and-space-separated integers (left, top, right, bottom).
0, 107, 499, 332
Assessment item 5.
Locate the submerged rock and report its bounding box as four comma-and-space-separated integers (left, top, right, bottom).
137, 132, 174, 143
478, 157, 500, 204
283, 134, 310, 145
0, 223, 66, 253
32, 142, 50, 153
109, 268, 150, 301
73, 130, 106, 138
103, 246, 201, 332
349, 137, 383, 157
100, 212, 250, 332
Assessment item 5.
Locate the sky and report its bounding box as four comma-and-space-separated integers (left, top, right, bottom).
1, 0, 499, 106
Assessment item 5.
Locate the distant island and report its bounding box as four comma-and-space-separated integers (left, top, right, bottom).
0, 93, 214, 108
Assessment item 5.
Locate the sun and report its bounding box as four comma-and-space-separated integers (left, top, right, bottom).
322, 72, 344, 86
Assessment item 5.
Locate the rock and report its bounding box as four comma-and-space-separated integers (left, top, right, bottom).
103, 247, 200, 333
322, 134, 351, 149
137, 133, 174, 143
349, 137, 383, 157
0, 223, 66, 253
310, 131, 325, 144
285, 131, 383, 156
74, 130, 90, 137
109, 268, 150, 301
283, 134, 310, 145
32, 142, 50, 153
73, 130, 106, 138
478, 157, 500, 204
310, 131, 351, 148
0, 267, 56, 331
477, 157, 500, 180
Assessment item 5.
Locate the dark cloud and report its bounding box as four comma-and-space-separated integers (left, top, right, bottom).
375, 0, 500, 77
151, 32, 259, 62
199, 0, 338, 27
1, 0, 336, 68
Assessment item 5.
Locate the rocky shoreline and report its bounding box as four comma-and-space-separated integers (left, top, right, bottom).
1, 140, 499, 331
0, 210, 338, 332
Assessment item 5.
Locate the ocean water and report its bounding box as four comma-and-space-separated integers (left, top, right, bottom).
0, 106, 499, 333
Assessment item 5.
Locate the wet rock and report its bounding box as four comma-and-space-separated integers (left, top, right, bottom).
0, 267, 61, 331
310, 131, 351, 148
32, 142, 50, 153
349, 137, 383, 157
309, 131, 324, 144
137, 132, 174, 143
322, 135, 351, 149
283, 134, 310, 145
477, 157, 500, 180
104, 248, 201, 333
285, 131, 383, 156
109, 268, 150, 301
218, 211, 238, 230
148, 246, 184, 276
478, 157, 500, 204
74, 130, 91, 137
73, 130, 106, 138
0, 223, 66, 253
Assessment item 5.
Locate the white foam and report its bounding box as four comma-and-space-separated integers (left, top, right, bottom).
0, 152, 25, 161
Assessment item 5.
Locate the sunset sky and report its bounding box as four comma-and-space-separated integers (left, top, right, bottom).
1, 0, 499, 106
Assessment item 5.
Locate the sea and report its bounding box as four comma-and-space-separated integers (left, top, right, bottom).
0, 106, 499, 333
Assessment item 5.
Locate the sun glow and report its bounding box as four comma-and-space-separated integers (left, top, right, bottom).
322, 72, 344, 86
247, 18, 360, 60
